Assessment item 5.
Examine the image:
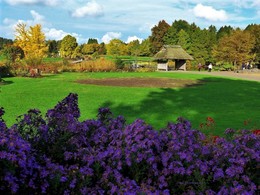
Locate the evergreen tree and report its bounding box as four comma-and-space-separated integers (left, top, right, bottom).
216, 25, 233, 40
46, 40, 59, 56
171, 20, 191, 34
87, 38, 98, 44
163, 25, 178, 45
177, 29, 191, 52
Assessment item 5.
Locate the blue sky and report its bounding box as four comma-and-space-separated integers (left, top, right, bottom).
0, 0, 259, 44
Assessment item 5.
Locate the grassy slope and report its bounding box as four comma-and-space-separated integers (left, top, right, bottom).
0, 72, 259, 135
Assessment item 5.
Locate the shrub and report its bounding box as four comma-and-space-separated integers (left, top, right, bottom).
0, 94, 259, 194
0, 63, 13, 77
215, 63, 235, 71
115, 58, 124, 70
64, 58, 116, 72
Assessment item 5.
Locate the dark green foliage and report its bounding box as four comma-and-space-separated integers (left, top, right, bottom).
115, 58, 124, 69
163, 25, 178, 45
1, 45, 24, 63
216, 25, 233, 40
46, 40, 60, 56
87, 38, 98, 44
0, 37, 13, 50
162, 20, 217, 65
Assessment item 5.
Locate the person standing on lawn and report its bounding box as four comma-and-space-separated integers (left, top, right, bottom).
208, 63, 212, 72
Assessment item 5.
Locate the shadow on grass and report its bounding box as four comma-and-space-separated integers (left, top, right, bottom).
101, 77, 260, 135
0, 80, 14, 85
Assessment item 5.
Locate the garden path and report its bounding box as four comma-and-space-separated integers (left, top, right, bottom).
177, 70, 260, 82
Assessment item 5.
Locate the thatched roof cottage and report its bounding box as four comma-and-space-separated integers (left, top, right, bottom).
154, 45, 193, 71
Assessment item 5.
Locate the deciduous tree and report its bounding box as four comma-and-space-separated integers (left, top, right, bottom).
138, 39, 151, 56
71, 46, 82, 59
14, 23, 48, 61
245, 24, 260, 64
106, 39, 127, 56
213, 29, 254, 67
149, 20, 170, 54
82, 43, 100, 55
127, 40, 140, 56
60, 35, 78, 58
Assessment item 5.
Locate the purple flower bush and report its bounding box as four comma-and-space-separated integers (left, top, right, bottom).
0, 94, 259, 194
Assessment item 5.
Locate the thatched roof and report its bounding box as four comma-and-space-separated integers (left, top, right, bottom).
154, 45, 194, 60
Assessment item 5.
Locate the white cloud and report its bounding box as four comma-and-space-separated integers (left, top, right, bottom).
44, 28, 89, 43
1, 10, 46, 38
101, 32, 121, 44
139, 22, 154, 33
44, 28, 69, 40
193, 3, 228, 22
30, 10, 45, 23
4, 0, 59, 6
71, 0, 104, 18
252, 0, 260, 6
231, 0, 260, 8
1, 9, 87, 43
126, 36, 143, 43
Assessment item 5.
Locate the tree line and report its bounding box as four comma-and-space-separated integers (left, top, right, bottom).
150, 20, 259, 67
0, 20, 259, 68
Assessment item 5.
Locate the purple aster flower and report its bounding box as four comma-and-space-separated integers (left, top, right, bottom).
213, 168, 224, 180
225, 128, 235, 135
226, 167, 236, 177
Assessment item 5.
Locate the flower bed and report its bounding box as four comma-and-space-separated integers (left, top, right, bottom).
0, 94, 259, 194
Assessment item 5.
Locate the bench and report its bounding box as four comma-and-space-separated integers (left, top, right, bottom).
157, 63, 168, 71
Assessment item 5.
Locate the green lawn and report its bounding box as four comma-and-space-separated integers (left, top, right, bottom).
42, 57, 63, 63
0, 72, 259, 135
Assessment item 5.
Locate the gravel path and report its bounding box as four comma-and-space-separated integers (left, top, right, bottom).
176, 70, 260, 82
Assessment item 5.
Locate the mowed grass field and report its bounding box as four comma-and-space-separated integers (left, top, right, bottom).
0, 72, 259, 135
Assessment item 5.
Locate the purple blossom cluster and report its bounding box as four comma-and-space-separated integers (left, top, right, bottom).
0, 93, 259, 194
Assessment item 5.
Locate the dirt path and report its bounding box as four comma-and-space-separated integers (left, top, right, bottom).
176, 70, 260, 82
77, 78, 202, 88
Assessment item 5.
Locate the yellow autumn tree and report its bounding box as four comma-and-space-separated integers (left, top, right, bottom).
14, 23, 48, 67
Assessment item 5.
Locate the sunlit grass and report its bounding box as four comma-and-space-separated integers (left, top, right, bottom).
0, 72, 259, 135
